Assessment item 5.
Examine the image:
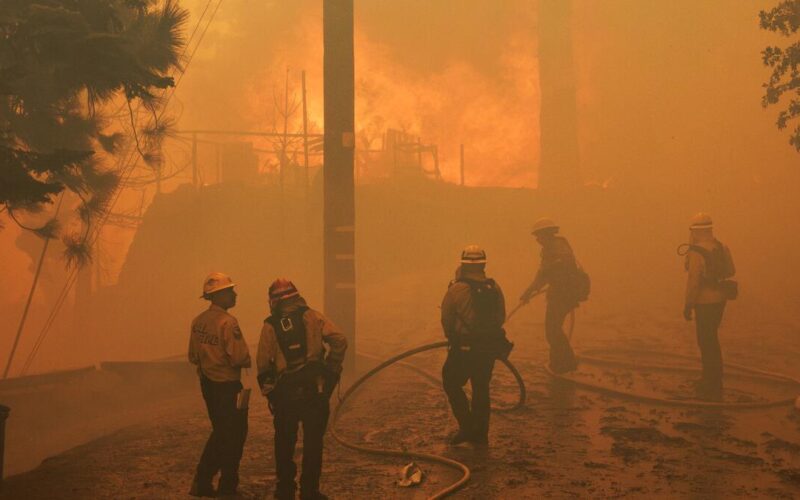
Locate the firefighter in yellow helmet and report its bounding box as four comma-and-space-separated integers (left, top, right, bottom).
188, 272, 251, 498
683, 213, 736, 401
257, 279, 347, 500
520, 218, 588, 374
441, 245, 507, 446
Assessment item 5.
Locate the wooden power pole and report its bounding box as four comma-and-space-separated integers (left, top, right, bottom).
323, 0, 356, 372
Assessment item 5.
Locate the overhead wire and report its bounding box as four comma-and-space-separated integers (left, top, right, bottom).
19, 0, 224, 376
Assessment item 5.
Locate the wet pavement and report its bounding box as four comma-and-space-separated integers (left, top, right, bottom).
3, 307, 800, 499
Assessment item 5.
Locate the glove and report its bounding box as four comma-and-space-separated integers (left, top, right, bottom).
519, 286, 538, 304
265, 387, 279, 415
683, 305, 693, 321
323, 369, 340, 399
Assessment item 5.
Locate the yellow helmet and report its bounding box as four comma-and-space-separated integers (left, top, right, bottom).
531, 217, 559, 235
201, 272, 235, 298
689, 212, 713, 230
460, 244, 487, 264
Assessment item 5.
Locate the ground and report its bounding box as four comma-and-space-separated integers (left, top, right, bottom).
2, 300, 800, 499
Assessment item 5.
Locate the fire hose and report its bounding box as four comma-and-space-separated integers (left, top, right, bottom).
330, 294, 800, 498
547, 348, 800, 410
330, 342, 526, 499
507, 292, 798, 409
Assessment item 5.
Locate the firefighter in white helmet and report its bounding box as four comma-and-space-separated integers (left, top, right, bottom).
683, 213, 736, 401
441, 245, 507, 446
188, 272, 251, 498
257, 279, 347, 500
520, 218, 588, 374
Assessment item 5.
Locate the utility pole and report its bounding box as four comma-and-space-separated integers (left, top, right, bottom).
323, 0, 356, 372
191, 132, 198, 189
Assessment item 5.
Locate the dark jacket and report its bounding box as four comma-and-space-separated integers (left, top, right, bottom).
530, 236, 578, 304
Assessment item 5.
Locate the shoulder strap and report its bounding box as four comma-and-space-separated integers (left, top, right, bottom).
688, 244, 709, 257
456, 278, 496, 288
267, 307, 310, 362
265, 306, 310, 326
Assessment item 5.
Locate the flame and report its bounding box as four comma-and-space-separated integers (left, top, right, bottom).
240, 4, 540, 187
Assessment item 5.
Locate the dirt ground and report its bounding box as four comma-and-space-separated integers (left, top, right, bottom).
3, 295, 800, 499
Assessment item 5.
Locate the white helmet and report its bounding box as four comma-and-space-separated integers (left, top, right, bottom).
460, 244, 487, 264
201, 272, 235, 298
531, 218, 559, 235
689, 212, 713, 230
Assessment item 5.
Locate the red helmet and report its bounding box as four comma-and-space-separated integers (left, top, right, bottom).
269, 278, 300, 307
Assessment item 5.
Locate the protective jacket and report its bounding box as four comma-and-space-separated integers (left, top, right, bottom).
441, 266, 506, 345
685, 238, 732, 306
188, 304, 251, 382
530, 236, 578, 304
256, 297, 347, 395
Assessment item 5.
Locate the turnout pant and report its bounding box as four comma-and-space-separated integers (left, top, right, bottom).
545, 300, 578, 373
196, 377, 248, 493
694, 302, 726, 395
442, 348, 495, 439
271, 387, 330, 498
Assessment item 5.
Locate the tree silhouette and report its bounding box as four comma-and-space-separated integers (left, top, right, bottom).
0, 0, 187, 265
760, 0, 800, 152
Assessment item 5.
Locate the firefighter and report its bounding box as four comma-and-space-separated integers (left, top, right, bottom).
520, 218, 584, 374
441, 245, 506, 446
257, 279, 347, 500
188, 272, 252, 498
683, 212, 736, 401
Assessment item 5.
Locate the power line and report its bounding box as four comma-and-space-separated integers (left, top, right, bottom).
18, 0, 225, 376
4, 194, 65, 378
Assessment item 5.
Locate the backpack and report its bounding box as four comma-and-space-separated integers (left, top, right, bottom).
457, 279, 513, 359
688, 241, 735, 280
573, 265, 591, 303
466, 279, 502, 334
688, 240, 738, 299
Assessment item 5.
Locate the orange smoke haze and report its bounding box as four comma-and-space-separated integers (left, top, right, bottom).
3, 0, 800, 376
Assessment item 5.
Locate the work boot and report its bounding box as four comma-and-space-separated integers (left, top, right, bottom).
550, 357, 578, 374
468, 432, 489, 447
300, 491, 329, 500
448, 429, 471, 445
189, 476, 216, 498
274, 484, 296, 500
692, 379, 723, 402
217, 493, 243, 500
217, 473, 239, 497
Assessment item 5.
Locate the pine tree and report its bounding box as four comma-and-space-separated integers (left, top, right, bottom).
0, 0, 187, 264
